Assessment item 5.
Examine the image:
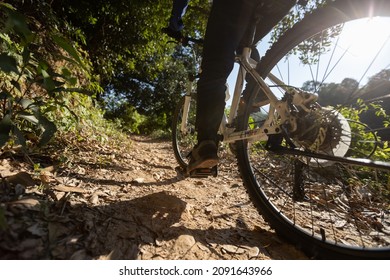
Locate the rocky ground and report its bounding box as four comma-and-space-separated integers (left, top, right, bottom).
0, 135, 307, 260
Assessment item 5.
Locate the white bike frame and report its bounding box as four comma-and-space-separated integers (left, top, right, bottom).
180, 46, 318, 144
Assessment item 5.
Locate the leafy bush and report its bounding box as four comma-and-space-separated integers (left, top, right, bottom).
0, 3, 95, 149
339, 100, 390, 162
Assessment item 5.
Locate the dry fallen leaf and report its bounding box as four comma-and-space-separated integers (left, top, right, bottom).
40, 171, 54, 185
8, 198, 41, 211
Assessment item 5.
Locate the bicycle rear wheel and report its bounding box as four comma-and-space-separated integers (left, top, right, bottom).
172, 94, 197, 168
237, 0, 390, 259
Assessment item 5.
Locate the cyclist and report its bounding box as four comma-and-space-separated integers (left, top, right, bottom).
164, 0, 296, 173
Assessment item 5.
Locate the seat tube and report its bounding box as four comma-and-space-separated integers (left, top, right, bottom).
228, 56, 247, 124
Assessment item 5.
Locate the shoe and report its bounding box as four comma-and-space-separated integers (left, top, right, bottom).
187, 140, 219, 173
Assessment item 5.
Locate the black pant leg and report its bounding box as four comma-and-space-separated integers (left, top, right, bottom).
196, 0, 258, 143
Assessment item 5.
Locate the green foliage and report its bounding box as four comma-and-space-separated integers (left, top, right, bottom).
0, 3, 92, 149
139, 113, 169, 135
0, 0, 209, 152
47, 0, 209, 133
104, 102, 171, 136
65, 93, 126, 145
103, 54, 192, 134
105, 103, 146, 134
339, 101, 390, 161
49, 0, 209, 82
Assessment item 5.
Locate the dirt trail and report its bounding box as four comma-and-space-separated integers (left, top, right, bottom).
0, 135, 307, 260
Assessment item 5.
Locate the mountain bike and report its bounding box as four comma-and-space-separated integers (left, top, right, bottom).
171, 0, 390, 259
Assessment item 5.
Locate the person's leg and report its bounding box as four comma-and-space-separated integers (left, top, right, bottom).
196, 0, 257, 143
188, 0, 257, 172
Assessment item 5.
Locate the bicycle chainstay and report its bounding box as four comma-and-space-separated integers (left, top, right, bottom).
269, 146, 390, 171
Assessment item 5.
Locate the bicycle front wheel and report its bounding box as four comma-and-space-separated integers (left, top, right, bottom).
172, 94, 198, 168
237, 0, 390, 259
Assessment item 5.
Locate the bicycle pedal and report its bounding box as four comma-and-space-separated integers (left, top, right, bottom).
189, 166, 218, 178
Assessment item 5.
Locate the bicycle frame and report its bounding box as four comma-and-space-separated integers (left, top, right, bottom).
179, 46, 318, 144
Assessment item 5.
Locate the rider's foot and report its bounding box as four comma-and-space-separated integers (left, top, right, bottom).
187, 140, 219, 173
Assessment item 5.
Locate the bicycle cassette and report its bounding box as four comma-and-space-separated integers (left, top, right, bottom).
291, 107, 351, 165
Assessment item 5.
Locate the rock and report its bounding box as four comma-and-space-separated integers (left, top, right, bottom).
221, 244, 246, 254
173, 234, 196, 254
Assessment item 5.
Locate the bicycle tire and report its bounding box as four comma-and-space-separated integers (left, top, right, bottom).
236, 0, 390, 259
172, 94, 198, 168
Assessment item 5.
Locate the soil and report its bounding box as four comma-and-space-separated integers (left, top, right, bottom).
0, 135, 307, 260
